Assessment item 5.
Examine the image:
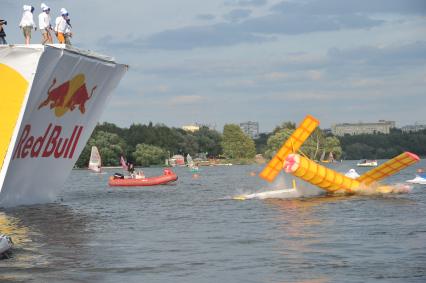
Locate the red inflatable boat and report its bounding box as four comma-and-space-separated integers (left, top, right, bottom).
108, 169, 178, 187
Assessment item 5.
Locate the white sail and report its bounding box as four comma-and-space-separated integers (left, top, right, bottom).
186, 154, 194, 167
88, 146, 101, 172
320, 150, 326, 162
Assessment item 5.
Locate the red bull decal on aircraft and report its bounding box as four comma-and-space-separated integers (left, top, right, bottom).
38, 74, 97, 117
13, 124, 83, 160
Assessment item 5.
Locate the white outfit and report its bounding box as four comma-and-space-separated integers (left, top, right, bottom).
54, 16, 61, 32
56, 17, 69, 33
65, 22, 72, 34
345, 169, 360, 179
38, 12, 51, 30
19, 5, 35, 28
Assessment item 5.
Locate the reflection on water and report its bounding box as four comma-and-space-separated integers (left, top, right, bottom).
0, 213, 31, 245
0, 204, 89, 282
0, 161, 425, 282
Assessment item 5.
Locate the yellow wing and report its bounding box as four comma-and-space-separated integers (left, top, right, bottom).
357, 152, 420, 185
259, 115, 319, 182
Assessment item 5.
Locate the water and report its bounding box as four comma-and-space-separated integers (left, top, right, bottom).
1, 160, 426, 282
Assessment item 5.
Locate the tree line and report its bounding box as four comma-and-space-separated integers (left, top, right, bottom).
339, 129, 426, 160
75, 122, 425, 168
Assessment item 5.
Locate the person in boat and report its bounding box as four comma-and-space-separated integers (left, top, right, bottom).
345, 168, 360, 179
19, 5, 36, 45
163, 168, 172, 175
126, 162, 135, 178
135, 171, 145, 179
38, 3, 53, 44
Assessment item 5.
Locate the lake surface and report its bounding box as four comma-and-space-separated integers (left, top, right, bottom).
1, 160, 426, 283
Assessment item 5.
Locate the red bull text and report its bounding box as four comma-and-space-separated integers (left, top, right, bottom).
13, 124, 83, 159
38, 74, 97, 117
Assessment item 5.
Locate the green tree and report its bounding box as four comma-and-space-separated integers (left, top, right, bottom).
264, 127, 342, 161
254, 132, 271, 155
178, 134, 199, 156
301, 128, 326, 160
221, 124, 256, 159
194, 126, 222, 157
323, 136, 343, 160
264, 129, 293, 159
273, 121, 296, 134
343, 142, 375, 160
132, 143, 168, 167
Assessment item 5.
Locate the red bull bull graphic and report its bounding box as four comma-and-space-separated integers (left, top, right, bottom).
13, 124, 83, 160
0, 44, 128, 207
38, 74, 97, 117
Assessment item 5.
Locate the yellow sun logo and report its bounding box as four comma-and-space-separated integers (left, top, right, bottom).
0, 63, 29, 170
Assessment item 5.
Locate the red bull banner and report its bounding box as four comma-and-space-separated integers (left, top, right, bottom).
0, 45, 127, 206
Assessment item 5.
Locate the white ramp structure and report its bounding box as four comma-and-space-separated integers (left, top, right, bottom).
0, 45, 127, 206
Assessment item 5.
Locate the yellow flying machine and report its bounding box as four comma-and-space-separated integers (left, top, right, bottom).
260, 115, 420, 194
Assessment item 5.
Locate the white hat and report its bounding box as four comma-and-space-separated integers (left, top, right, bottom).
23, 5, 32, 11
41, 3, 49, 11
60, 8, 68, 15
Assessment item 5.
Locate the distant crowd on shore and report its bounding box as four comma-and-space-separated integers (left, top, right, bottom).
0, 3, 73, 46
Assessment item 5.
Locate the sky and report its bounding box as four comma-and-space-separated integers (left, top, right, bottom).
2, 0, 426, 132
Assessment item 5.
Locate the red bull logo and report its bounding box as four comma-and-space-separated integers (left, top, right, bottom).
13, 124, 84, 160
38, 74, 97, 117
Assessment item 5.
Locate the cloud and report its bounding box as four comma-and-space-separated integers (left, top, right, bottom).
196, 14, 216, 21
223, 9, 252, 22
225, 0, 267, 7
103, 12, 382, 50
327, 41, 426, 67
168, 95, 205, 105
272, 0, 426, 15
239, 13, 383, 35
350, 79, 385, 88
261, 70, 323, 82
264, 91, 339, 101
102, 23, 272, 50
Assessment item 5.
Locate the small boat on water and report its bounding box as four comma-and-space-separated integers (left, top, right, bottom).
357, 159, 378, 167
108, 169, 178, 187
0, 234, 13, 256
88, 146, 102, 173
406, 175, 426, 184
406, 174, 426, 185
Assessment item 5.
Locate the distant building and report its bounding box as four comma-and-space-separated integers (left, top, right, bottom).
168, 154, 185, 166
182, 125, 200, 132
401, 122, 426, 133
240, 121, 259, 139
331, 120, 396, 136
